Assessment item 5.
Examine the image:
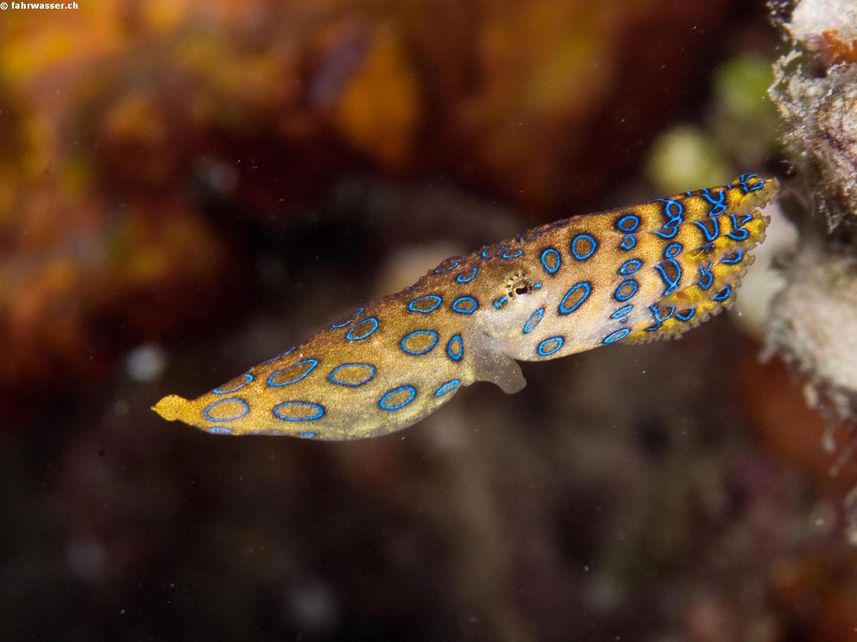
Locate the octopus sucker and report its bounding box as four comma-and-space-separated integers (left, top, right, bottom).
153, 174, 778, 440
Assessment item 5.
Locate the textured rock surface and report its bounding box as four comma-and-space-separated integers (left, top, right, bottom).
768, 246, 857, 423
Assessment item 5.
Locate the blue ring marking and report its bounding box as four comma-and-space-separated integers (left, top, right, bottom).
272, 400, 325, 422
456, 266, 479, 284
616, 213, 640, 232
451, 296, 479, 315
646, 304, 676, 331
345, 316, 379, 341
492, 295, 508, 309
501, 248, 524, 260
720, 249, 744, 265
537, 336, 565, 357
654, 259, 682, 296
701, 188, 727, 216
558, 281, 592, 315
407, 294, 443, 314
540, 248, 562, 275
726, 213, 752, 241
522, 307, 545, 334
433, 259, 460, 274
610, 303, 634, 320
738, 173, 764, 193
619, 235, 637, 251
209, 426, 233, 435
204, 397, 250, 423
327, 362, 377, 387
694, 217, 720, 242
664, 242, 683, 259
570, 233, 598, 261
330, 306, 365, 329
654, 198, 684, 240
480, 247, 493, 260
697, 263, 714, 290
213, 372, 254, 394
613, 279, 639, 302
533, 281, 543, 290
654, 223, 681, 240
378, 384, 417, 411
446, 334, 463, 362
618, 259, 642, 276
267, 358, 319, 387
602, 327, 631, 344
712, 285, 732, 302
434, 379, 461, 397
298, 431, 317, 439
400, 329, 440, 356
660, 197, 685, 222
676, 308, 696, 322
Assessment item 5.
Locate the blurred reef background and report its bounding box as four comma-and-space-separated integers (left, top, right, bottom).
3, 1, 857, 640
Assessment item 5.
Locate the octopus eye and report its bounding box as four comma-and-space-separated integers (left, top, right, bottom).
506, 272, 534, 298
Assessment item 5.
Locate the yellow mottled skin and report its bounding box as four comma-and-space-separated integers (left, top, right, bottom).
153, 174, 778, 440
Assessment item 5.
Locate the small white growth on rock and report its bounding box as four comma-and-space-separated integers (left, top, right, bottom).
767, 246, 857, 421
789, 0, 857, 45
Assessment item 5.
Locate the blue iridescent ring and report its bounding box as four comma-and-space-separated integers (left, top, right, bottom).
378, 385, 417, 411
522, 307, 545, 334
327, 363, 377, 387
455, 266, 479, 284
272, 400, 325, 422
613, 279, 639, 302
712, 285, 732, 302
664, 242, 683, 259
407, 294, 443, 314
345, 316, 379, 341
558, 281, 591, 315
537, 336, 565, 357
619, 235, 637, 251
618, 259, 642, 276
451, 296, 479, 315
570, 233, 598, 261
500, 248, 524, 260
434, 379, 461, 397
433, 259, 460, 274
720, 250, 744, 265
610, 303, 633, 320
267, 358, 319, 387
203, 397, 250, 422
694, 217, 720, 242
213, 372, 254, 394
602, 328, 631, 344
446, 334, 463, 362
616, 214, 641, 232
676, 308, 696, 322
400, 329, 440, 356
